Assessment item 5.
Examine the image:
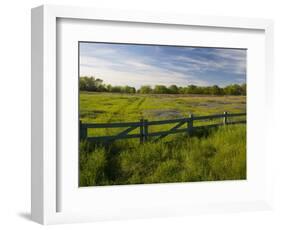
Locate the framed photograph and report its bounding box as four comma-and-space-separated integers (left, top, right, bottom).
31, 5, 274, 225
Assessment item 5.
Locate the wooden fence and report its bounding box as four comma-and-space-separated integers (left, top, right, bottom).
80, 112, 246, 143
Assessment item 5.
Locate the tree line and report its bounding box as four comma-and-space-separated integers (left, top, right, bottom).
79, 76, 246, 95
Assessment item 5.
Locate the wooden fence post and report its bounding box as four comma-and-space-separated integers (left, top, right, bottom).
188, 114, 193, 134
140, 118, 144, 143
144, 119, 148, 142
223, 112, 228, 125
80, 120, 87, 140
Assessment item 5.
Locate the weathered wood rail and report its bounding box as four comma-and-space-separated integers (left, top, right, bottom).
80, 112, 246, 143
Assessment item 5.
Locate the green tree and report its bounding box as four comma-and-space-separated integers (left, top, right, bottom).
241, 83, 246, 95
122, 86, 136, 94
139, 85, 152, 94
79, 76, 107, 92
168, 85, 179, 94
153, 85, 169, 94
210, 85, 223, 95
79, 77, 87, 91
223, 84, 243, 95
79, 76, 246, 95
106, 84, 112, 92
111, 86, 123, 93
186, 85, 198, 94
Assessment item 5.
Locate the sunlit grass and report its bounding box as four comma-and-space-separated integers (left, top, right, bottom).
79, 125, 246, 186
80, 92, 246, 137
79, 92, 246, 186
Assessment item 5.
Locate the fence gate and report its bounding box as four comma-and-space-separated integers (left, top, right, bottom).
80, 112, 246, 143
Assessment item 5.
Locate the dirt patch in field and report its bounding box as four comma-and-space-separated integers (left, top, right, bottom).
144, 109, 182, 119
187, 101, 233, 109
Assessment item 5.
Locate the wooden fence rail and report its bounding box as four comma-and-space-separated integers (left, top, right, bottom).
80, 112, 246, 143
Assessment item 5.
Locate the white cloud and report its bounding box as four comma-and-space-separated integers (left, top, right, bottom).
172, 49, 246, 75
79, 44, 246, 87
80, 55, 208, 88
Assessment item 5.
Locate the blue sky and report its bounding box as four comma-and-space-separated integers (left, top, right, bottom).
80, 42, 246, 89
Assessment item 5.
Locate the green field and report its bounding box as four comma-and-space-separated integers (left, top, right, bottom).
79, 92, 246, 186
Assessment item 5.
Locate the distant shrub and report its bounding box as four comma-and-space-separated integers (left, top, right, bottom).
79, 76, 246, 95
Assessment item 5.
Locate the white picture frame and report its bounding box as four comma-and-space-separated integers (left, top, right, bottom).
31, 5, 274, 225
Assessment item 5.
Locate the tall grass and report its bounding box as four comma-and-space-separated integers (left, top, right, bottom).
79, 124, 246, 186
